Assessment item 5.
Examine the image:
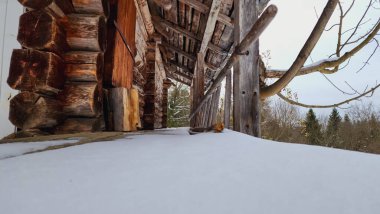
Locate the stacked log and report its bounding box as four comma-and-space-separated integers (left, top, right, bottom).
9, 92, 63, 130
8, 1, 72, 132
7, 49, 65, 95
56, 1, 109, 133
17, 10, 69, 56
142, 43, 156, 130
17, 0, 74, 19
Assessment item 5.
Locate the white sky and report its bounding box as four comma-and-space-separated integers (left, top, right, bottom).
260, 0, 380, 116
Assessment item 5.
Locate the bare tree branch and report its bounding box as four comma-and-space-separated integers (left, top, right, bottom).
260, 0, 339, 99
265, 19, 380, 78
277, 83, 380, 108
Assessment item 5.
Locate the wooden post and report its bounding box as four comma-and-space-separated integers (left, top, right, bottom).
224, 72, 231, 128
233, 0, 261, 136
7, 49, 65, 95
111, 88, 141, 132
190, 53, 205, 128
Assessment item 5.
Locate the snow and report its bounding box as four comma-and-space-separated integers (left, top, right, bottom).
0, 139, 79, 159
1, 128, 380, 214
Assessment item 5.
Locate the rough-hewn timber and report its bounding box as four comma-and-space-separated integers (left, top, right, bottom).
8, 49, 65, 95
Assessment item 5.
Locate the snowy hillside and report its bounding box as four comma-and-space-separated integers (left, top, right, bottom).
1, 128, 380, 214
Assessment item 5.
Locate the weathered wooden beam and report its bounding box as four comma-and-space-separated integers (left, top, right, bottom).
111, 88, 141, 131
207, 42, 228, 55
9, 92, 63, 130
167, 60, 192, 73
8, 49, 65, 95
64, 51, 104, 82
71, 0, 110, 17
17, 0, 74, 19
166, 74, 191, 86
189, 5, 278, 120
217, 13, 234, 28
160, 41, 196, 61
55, 117, 105, 133
233, 0, 261, 136
191, 53, 205, 128
18, 10, 68, 55
199, 0, 222, 54
153, 0, 172, 10
152, 16, 202, 41
64, 51, 104, 64
178, 0, 234, 27
65, 14, 107, 52
60, 82, 103, 117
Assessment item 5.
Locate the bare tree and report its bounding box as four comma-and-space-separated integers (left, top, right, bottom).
262, 0, 380, 107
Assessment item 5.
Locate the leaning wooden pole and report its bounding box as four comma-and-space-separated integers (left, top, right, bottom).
189, 5, 278, 120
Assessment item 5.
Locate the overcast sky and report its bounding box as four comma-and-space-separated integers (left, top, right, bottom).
261, 0, 380, 116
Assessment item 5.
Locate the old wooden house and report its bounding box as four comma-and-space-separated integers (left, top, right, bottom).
6, 0, 277, 136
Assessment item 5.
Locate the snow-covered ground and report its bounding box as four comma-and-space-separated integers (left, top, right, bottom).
1, 128, 380, 214
0, 139, 79, 159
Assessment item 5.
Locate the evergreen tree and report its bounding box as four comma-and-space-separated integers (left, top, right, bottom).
325, 108, 342, 147
339, 114, 353, 149
167, 82, 190, 127
302, 109, 323, 145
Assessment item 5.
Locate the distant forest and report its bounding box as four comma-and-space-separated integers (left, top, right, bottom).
168, 83, 380, 155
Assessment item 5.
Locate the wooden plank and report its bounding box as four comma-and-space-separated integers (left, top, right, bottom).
7, 49, 65, 95
112, 0, 136, 89
152, 15, 202, 41
199, 0, 222, 53
160, 41, 196, 61
111, 88, 141, 132
178, 0, 233, 27
189, 5, 278, 120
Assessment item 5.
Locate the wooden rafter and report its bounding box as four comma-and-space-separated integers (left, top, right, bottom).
160, 41, 196, 61
178, 0, 234, 27
199, 0, 222, 53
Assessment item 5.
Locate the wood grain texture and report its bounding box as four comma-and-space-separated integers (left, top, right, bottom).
72, 0, 110, 17
233, 0, 261, 136
112, 0, 136, 88
7, 49, 65, 95
17, 0, 74, 19
55, 117, 105, 133
18, 10, 68, 55
111, 88, 141, 132
9, 91, 63, 130
65, 14, 107, 52
60, 82, 103, 117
